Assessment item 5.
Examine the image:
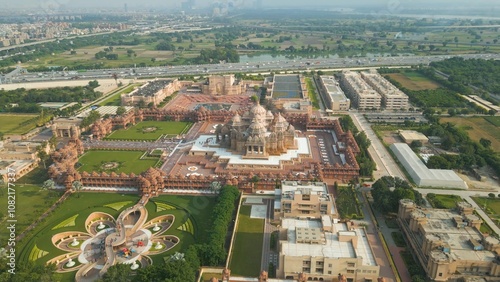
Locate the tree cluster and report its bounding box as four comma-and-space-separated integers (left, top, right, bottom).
194, 47, 239, 64
339, 116, 376, 177
196, 185, 240, 266
371, 176, 424, 213
0, 86, 101, 113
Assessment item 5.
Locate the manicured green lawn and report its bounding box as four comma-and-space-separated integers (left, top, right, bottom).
17, 193, 217, 280
229, 205, 264, 276
335, 186, 362, 219
77, 150, 158, 174
472, 197, 500, 229
427, 194, 462, 209
105, 121, 192, 141
0, 184, 62, 243
16, 166, 49, 184
0, 114, 39, 134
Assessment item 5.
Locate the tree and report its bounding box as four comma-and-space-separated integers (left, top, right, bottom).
101, 263, 132, 282
116, 106, 126, 116
36, 142, 49, 169
137, 100, 146, 108
250, 95, 259, 103
111, 73, 118, 85
489, 193, 495, 198
42, 179, 55, 190
72, 181, 83, 198
480, 138, 492, 149
410, 140, 422, 150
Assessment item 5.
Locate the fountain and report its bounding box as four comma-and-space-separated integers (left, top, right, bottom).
65, 258, 75, 267
130, 260, 139, 270
155, 241, 163, 250
97, 221, 105, 230
152, 223, 161, 232
70, 238, 79, 247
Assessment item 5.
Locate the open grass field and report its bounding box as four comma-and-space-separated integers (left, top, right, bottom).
440, 116, 500, 152
17, 193, 217, 279
471, 197, 500, 227
77, 150, 158, 174
0, 184, 62, 244
16, 166, 50, 185
386, 71, 441, 90
229, 205, 264, 277
0, 113, 39, 135
105, 121, 192, 141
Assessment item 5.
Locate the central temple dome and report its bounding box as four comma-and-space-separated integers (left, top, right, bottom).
250, 102, 267, 118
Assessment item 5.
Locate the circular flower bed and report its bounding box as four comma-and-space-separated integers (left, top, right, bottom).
101, 162, 119, 170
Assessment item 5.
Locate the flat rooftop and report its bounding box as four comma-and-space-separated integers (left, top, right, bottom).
341, 71, 381, 99
190, 135, 310, 166
399, 130, 429, 141
272, 75, 303, 99
129, 79, 172, 97
281, 219, 377, 266
415, 207, 497, 262
361, 71, 408, 98
320, 76, 350, 103
77, 106, 134, 118
390, 143, 467, 189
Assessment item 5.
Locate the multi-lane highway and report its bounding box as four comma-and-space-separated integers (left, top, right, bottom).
3, 53, 499, 84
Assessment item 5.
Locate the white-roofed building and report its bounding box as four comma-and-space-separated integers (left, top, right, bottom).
319, 76, 350, 111
390, 143, 467, 189
277, 218, 379, 281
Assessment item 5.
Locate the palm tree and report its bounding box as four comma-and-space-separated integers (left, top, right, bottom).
72, 181, 83, 198
111, 73, 118, 86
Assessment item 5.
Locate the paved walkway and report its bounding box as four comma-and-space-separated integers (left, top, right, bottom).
261, 199, 278, 272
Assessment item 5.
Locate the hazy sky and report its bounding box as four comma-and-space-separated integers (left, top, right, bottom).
6, 0, 500, 10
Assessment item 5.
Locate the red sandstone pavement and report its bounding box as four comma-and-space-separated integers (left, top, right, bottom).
389, 245, 412, 282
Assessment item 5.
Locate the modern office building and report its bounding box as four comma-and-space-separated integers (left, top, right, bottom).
274, 181, 336, 220
398, 199, 500, 281
360, 71, 409, 111
339, 71, 381, 110
319, 76, 350, 111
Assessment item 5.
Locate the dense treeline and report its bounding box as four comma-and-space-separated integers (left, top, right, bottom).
339, 116, 376, 177
0, 83, 101, 113
371, 176, 424, 213
430, 58, 500, 95
194, 46, 239, 64
196, 185, 240, 266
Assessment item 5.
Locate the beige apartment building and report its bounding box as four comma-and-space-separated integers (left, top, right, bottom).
275, 181, 380, 282
339, 71, 381, 110
319, 76, 351, 111
121, 79, 181, 106
274, 181, 336, 220
398, 199, 500, 281
360, 71, 409, 111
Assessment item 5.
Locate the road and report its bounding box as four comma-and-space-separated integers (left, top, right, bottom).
350, 112, 407, 180
3, 53, 499, 85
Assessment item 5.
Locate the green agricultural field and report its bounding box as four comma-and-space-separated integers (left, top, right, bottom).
105, 121, 192, 141
77, 150, 159, 174
0, 185, 62, 243
229, 205, 264, 276
441, 117, 500, 152
387, 71, 441, 90
0, 113, 39, 135
484, 116, 500, 127
17, 193, 216, 279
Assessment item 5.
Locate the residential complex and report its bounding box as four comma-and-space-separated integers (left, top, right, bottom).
360, 71, 409, 111
398, 199, 500, 281
319, 76, 351, 111
339, 71, 381, 110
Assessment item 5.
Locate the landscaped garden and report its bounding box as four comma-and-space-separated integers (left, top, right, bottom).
335, 184, 363, 219
104, 121, 192, 141
471, 197, 500, 228
426, 194, 463, 209
17, 193, 217, 280
77, 150, 160, 174
229, 205, 264, 277
0, 184, 62, 241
